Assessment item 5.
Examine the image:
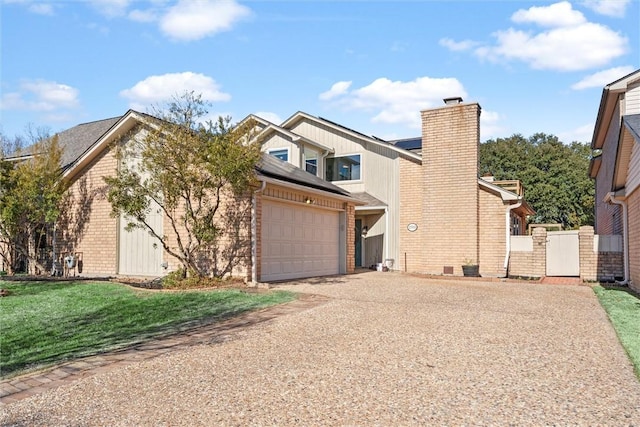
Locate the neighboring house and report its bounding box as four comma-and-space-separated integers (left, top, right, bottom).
248, 97, 533, 278
589, 68, 640, 291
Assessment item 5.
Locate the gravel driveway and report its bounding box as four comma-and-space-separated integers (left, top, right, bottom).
2, 272, 640, 426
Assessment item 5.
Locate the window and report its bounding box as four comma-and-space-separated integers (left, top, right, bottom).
303, 147, 318, 175
325, 154, 361, 181
268, 148, 288, 162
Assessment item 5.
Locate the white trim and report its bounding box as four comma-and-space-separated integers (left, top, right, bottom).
258, 123, 334, 153
478, 178, 519, 201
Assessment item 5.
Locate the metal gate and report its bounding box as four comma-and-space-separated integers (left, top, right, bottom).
546, 231, 580, 276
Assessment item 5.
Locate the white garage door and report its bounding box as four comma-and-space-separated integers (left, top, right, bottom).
261, 200, 340, 282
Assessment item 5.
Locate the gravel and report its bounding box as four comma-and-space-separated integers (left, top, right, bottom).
2, 272, 640, 426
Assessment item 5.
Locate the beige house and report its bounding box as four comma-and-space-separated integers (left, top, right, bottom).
589, 69, 640, 291
3, 98, 533, 281
248, 98, 533, 278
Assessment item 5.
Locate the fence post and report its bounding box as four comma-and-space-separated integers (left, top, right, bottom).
532, 227, 547, 278
579, 226, 596, 282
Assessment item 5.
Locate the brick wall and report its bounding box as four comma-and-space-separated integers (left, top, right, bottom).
479, 187, 506, 277
398, 156, 424, 273
422, 102, 481, 275
57, 146, 118, 276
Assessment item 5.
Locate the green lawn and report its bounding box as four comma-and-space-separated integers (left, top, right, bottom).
0, 280, 295, 378
594, 285, 640, 378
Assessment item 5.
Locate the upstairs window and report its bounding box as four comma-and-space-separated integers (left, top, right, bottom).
303, 147, 318, 175
325, 154, 361, 181
268, 148, 289, 162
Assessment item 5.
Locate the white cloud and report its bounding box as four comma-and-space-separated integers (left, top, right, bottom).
445, 2, 628, 72
582, 0, 630, 17
439, 38, 480, 52
0, 79, 80, 112
253, 111, 282, 124
558, 123, 594, 143
571, 65, 636, 90
320, 76, 467, 129
28, 2, 54, 15
128, 8, 158, 23
120, 72, 231, 110
160, 0, 252, 41
479, 110, 507, 141
511, 1, 586, 27
319, 81, 352, 101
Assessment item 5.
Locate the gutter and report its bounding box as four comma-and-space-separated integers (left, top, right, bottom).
251, 180, 267, 285
606, 192, 630, 285
503, 198, 523, 277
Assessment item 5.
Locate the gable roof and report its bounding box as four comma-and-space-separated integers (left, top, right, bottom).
281, 111, 421, 162
612, 114, 640, 192
256, 153, 351, 197
255, 122, 334, 153
591, 69, 640, 150
57, 116, 122, 170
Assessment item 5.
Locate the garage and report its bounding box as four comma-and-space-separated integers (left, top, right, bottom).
261, 199, 340, 281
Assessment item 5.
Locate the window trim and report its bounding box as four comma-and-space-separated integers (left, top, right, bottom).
325, 153, 363, 183
267, 147, 290, 162
303, 146, 319, 176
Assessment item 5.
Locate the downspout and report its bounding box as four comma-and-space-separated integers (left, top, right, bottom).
251, 179, 267, 285
384, 206, 389, 269
607, 193, 629, 285
503, 197, 523, 278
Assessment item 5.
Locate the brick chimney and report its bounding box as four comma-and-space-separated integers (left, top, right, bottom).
421, 98, 481, 275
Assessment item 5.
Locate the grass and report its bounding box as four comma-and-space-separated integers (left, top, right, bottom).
0, 280, 295, 378
593, 285, 640, 378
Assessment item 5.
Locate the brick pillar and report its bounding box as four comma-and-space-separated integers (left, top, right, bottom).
579, 226, 596, 281
345, 203, 355, 274
532, 227, 547, 278
422, 101, 481, 275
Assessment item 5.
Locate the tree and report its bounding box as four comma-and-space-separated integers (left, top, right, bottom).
105, 92, 261, 278
479, 133, 594, 229
0, 131, 67, 274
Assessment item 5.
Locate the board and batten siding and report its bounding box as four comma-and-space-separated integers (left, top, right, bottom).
595, 101, 623, 235
626, 81, 640, 115
287, 117, 402, 268
262, 134, 301, 169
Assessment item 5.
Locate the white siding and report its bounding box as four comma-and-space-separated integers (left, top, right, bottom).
626, 81, 640, 115
261, 134, 301, 168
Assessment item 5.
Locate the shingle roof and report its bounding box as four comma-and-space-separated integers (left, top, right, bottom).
256, 153, 350, 197
350, 192, 387, 207
56, 116, 122, 169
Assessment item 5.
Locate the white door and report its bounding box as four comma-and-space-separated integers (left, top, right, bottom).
261, 200, 340, 281
118, 201, 164, 276
546, 231, 580, 276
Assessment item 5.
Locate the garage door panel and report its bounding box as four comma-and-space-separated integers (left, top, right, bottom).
261, 200, 340, 282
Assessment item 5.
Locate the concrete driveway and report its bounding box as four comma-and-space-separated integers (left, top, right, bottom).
2, 272, 640, 425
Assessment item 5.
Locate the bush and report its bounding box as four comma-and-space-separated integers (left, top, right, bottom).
161, 268, 238, 290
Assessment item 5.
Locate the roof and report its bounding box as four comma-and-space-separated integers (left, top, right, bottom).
390, 137, 421, 151
623, 114, 640, 141
56, 116, 122, 169
350, 192, 387, 208
256, 153, 351, 197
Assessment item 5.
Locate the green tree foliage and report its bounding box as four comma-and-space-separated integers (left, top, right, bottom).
105, 92, 261, 278
0, 133, 67, 274
479, 133, 594, 229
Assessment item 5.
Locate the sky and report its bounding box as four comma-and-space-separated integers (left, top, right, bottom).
1, 0, 639, 144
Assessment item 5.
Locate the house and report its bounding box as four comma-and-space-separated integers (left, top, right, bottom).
248, 97, 533, 278
3, 98, 533, 282
589, 68, 640, 291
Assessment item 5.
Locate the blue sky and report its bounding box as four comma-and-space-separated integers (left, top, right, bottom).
1, 0, 638, 143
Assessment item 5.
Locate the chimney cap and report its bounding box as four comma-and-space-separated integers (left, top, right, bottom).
443, 97, 464, 105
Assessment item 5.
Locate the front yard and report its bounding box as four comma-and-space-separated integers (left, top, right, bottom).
0, 280, 295, 378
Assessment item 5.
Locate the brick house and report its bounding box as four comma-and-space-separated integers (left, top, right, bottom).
589, 68, 640, 291
2, 98, 532, 281
248, 97, 533, 278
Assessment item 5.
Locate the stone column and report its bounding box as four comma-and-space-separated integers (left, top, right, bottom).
532, 227, 547, 278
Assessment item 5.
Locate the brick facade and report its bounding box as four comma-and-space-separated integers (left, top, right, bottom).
422, 103, 480, 275
628, 188, 639, 292
398, 156, 424, 273
57, 145, 118, 276
478, 187, 507, 277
